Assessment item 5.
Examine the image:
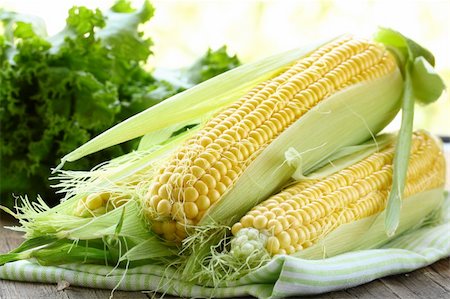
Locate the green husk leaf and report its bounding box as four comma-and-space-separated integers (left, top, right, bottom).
58, 37, 338, 166
288, 133, 395, 180
7, 236, 58, 254
53, 127, 195, 203
374, 27, 435, 69
384, 69, 414, 237
375, 27, 446, 236
294, 187, 445, 259
0, 253, 25, 265
119, 238, 176, 262
112, 205, 126, 239
8, 196, 166, 255
54, 201, 151, 241
137, 125, 183, 151
31, 240, 112, 266
411, 56, 446, 104
0, 199, 173, 267
1, 239, 112, 266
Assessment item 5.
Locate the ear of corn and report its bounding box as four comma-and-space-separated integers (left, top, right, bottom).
196, 131, 445, 283
150, 36, 402, 244
231, 131, 445, 256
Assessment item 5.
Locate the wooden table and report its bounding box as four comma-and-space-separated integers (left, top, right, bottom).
1, 146, 450, 298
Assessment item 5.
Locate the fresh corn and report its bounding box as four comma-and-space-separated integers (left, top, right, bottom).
145, 36, 400, 242
231, 131, 446, 256
74, 192, 131, 217
0, 28, 446, 293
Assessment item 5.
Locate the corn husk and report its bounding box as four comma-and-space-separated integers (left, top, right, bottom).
294, 187, 445, 259
0, 199, 174, 267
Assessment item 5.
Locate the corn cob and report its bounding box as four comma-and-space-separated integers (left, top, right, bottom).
231, 131, 446, 256
145, 36, 400, 242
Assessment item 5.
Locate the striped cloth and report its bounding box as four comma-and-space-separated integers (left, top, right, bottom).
1, 194, 449, 298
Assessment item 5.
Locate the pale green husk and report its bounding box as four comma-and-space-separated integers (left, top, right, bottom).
53, 126, 196, 202
0, 199, 174, 267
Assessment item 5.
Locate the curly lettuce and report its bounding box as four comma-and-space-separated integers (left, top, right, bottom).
0, 0, 240, 207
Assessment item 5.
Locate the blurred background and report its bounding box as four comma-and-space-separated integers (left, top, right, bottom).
3, 0, 449, 134
1, 0, 449, 206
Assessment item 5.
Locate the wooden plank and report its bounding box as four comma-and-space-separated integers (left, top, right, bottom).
428, 258, 450, 291
306, 290, 355, 298
0, 280, 69, 299
63, 288, 148, 299
0, 214, 25, 252
380, 266, 449, 299
345, 279, 401, 299
0, 281, 150, 299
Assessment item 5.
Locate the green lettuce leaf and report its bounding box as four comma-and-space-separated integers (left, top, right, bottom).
185, 46, 241, 84
0, 1, 241, 208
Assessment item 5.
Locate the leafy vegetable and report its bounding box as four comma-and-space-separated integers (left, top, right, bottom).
184, 46, 240, 84
0, 1, 240, 208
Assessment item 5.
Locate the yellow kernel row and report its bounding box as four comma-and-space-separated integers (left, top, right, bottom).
232, 131, 445, 255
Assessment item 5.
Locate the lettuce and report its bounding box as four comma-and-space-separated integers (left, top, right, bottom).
0, 0, 240, 207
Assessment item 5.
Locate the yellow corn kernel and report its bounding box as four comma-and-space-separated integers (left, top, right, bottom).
233, 131, 446, 256
74, 192, 125, 217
